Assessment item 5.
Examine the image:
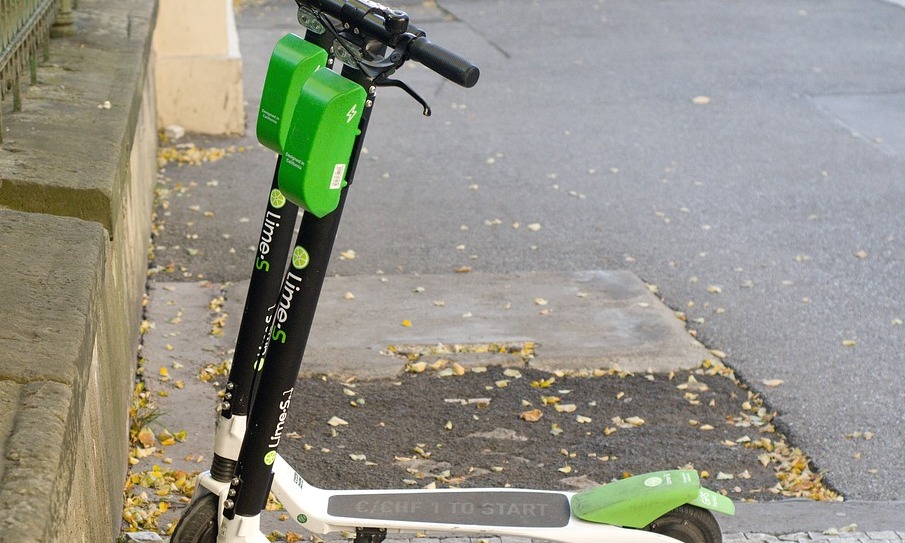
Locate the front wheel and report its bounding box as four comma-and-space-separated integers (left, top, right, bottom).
169, 493, 218, 543
644, 504, 722, 543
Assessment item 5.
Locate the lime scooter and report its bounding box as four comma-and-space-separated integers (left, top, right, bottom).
168, 1, 735, 542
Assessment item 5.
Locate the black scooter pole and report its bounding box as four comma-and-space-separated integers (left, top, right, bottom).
208, 161, 301, 482
225, 64, 376, 519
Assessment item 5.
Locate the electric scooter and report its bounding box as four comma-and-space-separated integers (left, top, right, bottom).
169, 1, 736, 542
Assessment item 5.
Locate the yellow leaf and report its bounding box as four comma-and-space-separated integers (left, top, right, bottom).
137, 427, 155, 448
558, 465, 572, 474
520, 409, 544, 422
401, 319, 412, 327
158, 429, 176, 447
407, 361, 427, 373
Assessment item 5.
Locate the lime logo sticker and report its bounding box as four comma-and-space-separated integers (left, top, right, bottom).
264, 451, 276, 466
270, 189, 287, 209
292, 246, 310, 270
644, 476, 664, 487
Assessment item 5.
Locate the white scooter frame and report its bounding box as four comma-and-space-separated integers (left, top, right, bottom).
191, 453, 731, 543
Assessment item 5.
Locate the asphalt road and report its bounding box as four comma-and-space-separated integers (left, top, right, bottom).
154, 0, 905, 502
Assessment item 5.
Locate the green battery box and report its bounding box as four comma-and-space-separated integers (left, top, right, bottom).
256, 34, 328, 154
278, 68, 367, 217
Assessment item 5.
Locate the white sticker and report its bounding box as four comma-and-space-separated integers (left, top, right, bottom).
330, 164, 345, 189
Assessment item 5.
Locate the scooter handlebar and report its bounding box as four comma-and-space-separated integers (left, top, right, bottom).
299, 0, 479, 87
408, 36, 479, 88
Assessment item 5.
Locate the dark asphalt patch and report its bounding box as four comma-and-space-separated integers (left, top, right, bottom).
281, 363, 837, 502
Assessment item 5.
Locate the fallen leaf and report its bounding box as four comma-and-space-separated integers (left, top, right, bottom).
137, 427, 155, 448
327, 416, 348, 427
692, 96, 712, 105
520, 409, 544, 422
762, 379, 785, 387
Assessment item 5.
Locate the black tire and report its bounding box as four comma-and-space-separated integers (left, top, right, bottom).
644, 504, 722, 543
169, 493, 218, 543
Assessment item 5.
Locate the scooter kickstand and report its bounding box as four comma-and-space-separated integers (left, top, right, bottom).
354, 527, 388, 543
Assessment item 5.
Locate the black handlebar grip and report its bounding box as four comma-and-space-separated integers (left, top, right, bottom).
408, 37, 480, 88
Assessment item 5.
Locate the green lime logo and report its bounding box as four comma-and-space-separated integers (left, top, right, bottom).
264, 451, 277, 465
291, 246, 310, 270
270, 188, 287, 209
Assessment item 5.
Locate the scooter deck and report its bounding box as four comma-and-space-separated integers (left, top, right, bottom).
328, 490, 571, 528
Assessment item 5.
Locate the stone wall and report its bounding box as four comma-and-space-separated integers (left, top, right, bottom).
0, 1, 158, 541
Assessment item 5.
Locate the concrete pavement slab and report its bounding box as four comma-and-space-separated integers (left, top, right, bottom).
224, 270, 711, 378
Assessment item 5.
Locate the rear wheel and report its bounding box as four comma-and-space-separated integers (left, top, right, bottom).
169, 493, 218, 543
644, 504, 722, 543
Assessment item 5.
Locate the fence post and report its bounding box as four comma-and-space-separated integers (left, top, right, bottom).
52, 0, 77, 37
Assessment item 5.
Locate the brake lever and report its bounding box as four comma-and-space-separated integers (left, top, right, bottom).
375, 78, 431, 116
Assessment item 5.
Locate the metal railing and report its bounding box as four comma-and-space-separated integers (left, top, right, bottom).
0, 0, 61, 142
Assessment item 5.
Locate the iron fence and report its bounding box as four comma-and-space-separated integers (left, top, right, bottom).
0, 0, 61, 141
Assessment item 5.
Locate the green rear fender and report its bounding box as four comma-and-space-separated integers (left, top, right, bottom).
571, 470, 734, 529
691, 486, 736, 516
